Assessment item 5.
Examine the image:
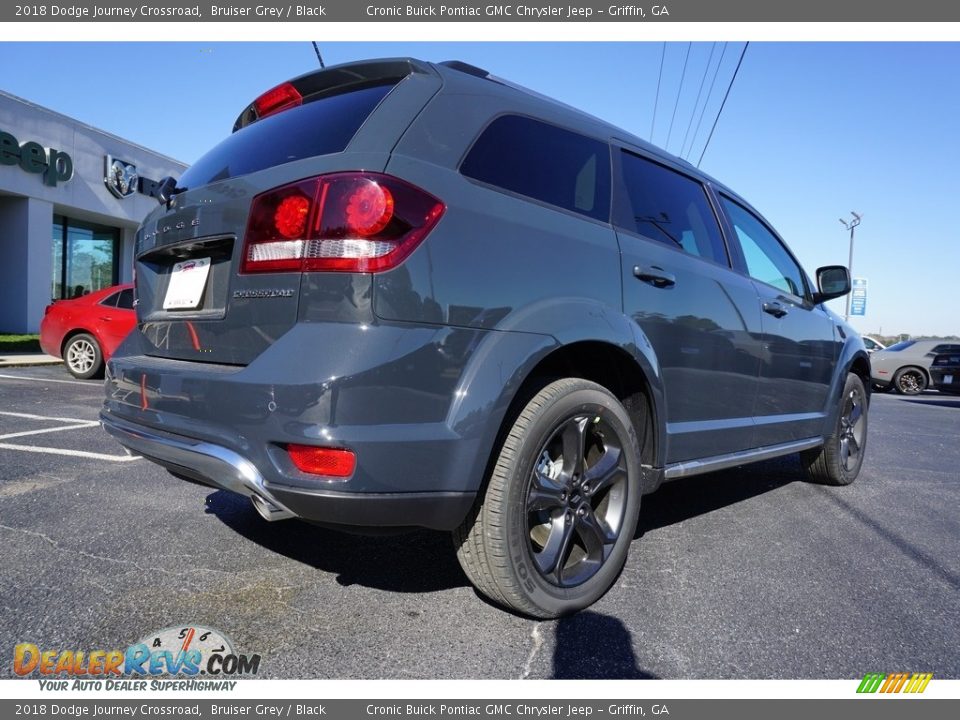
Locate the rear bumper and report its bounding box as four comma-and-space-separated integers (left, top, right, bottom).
101, 411, 475, 530
930, 367, 960, 393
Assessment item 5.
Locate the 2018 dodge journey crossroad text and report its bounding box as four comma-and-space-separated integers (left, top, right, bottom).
101, 58, 870, 617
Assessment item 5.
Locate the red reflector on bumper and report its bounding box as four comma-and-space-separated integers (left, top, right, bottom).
287, 445, 355, 477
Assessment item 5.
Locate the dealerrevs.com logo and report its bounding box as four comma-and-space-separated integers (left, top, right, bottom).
14, 625, 260, 691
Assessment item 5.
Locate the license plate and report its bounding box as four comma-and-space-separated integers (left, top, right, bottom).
163, 257, 211, 310
944, 375, 954, 384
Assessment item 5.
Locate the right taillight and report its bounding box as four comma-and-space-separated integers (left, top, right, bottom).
241, 172, 445, 274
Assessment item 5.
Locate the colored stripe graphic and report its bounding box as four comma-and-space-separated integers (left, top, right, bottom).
857, 672, 932, 694
857, 673, 885, 693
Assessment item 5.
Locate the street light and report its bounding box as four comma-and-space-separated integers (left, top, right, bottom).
839, 211, 862, 322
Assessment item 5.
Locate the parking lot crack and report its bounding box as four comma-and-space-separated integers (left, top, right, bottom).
519, 623, 545, 679
0, 522, 237, 582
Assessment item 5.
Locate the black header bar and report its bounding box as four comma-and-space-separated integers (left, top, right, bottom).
5, 0, 960, 22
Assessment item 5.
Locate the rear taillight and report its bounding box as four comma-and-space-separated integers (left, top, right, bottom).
253, 82, 302, 120
241, 172, 445, 274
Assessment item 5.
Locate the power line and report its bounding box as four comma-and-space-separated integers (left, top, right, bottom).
650, 42, 666, 142
679, 42, 717, 161
685, 42, 729, 161
697, 41, 749, 168
665, 42, 693, 152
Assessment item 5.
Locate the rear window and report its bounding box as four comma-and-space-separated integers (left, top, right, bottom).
179, 83, 395, 188
885, 340, 916, 352
460, 115, 611, 222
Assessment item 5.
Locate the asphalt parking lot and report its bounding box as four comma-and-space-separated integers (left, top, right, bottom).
1, 365, 958, 679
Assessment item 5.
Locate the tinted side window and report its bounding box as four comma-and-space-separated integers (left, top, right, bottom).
931, 344, 960, 354
721, 197, 807, 297
99, 292, 120, 308
616, 151, 727, 265
460, 115, 610, 221
116, 288, 134, 310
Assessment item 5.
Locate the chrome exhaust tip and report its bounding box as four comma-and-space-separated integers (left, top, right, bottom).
251, 493, 295, 522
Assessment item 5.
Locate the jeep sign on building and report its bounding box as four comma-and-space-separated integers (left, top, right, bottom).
0, 90, 186, 333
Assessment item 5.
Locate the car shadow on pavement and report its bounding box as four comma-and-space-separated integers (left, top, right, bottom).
903, 398, 960, 409
552, 611, 658, 679
636, 455, 800, 538
203, 489, 469, 593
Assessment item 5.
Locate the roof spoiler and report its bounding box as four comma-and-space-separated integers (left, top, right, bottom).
232, 58, 434, 133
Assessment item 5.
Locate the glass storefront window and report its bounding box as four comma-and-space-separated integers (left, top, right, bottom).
51, 215, 119, 300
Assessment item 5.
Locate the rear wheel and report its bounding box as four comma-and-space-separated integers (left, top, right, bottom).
454, 378, 643, 618
63, 333, 103, 380
802, 372, 868, 486
893, 366, 927, 395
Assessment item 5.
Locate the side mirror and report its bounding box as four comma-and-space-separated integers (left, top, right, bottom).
813, 265, 851, 304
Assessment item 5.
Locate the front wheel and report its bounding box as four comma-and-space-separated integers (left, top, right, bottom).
454, 378, 643, 618
802, 372, 868, 486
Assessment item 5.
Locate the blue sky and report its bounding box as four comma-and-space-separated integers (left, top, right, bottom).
1, 41, 957, 337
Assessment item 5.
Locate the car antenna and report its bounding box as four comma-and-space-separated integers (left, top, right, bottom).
311, 42, 325, 68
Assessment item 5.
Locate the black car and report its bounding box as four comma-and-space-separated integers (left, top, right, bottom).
930, 352, 960, 394
101, 58, 869, 618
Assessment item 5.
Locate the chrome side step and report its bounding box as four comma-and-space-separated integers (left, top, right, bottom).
663, 437, 822, 480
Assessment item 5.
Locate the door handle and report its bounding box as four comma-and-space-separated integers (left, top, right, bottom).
762, 301, 789, 318
633, 265, 676, 288
99, 316, 113, 322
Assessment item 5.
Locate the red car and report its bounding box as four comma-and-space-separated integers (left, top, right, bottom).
39, 284, 136, 379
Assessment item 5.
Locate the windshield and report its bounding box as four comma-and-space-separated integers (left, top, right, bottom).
884, 341, 916, 352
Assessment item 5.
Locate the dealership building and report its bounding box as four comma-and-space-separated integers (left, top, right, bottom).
0, 90, 187, 333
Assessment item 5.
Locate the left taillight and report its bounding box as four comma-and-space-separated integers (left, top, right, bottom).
241, 172, 445, 274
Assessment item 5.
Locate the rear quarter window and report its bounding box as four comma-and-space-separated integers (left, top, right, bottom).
460, 115, 611, 222
179, 82, 396, 187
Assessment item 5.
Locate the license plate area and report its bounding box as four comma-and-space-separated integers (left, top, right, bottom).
138, 236, 234, 322
943, 375, 954, 384
164, 257, 211, 310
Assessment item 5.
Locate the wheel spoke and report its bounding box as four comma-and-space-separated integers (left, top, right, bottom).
528, 468, 566, 513
534, 512, 575, 579
575, 507, 616, 562
560, 417, 589, 477
847, 399, 862, 427
583, 445, 624, 497
839, 437, 851, 469
846, 432, 860, 455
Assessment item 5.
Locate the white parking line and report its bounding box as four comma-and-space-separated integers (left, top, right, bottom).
0, 442, 140, 462
0, 410, 99, 424
0, 410, 139, 461
0, 373, 97, 387
0, 423, 100, 441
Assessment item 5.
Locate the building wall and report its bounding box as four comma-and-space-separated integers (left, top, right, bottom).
0, 90, 187, 333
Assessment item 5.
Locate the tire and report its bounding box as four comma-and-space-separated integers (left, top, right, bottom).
453, 378, 643, 618
801, 372, 868, 486
893, 366, 927, 395
63, 333, 103, 380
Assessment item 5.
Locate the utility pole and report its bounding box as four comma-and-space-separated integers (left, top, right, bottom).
839, 211, 862, 322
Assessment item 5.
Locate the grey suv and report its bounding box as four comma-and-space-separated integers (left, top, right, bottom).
102, 58, 870, 618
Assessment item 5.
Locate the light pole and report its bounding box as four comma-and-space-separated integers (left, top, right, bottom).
839, 211, 862, 322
